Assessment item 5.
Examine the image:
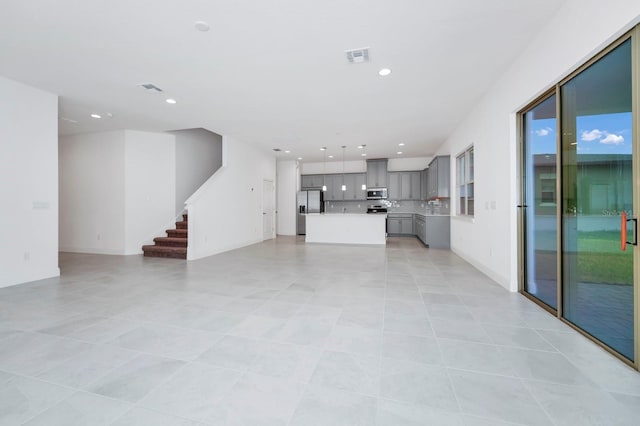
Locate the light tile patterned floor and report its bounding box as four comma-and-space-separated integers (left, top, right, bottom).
1, 236, 639, 425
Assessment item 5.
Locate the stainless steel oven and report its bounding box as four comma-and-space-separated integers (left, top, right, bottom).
366, 188, 388, 200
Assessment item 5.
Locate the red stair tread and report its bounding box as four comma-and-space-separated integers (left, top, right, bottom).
153, 237, 188, 247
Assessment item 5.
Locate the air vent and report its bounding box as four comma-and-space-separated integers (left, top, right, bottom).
272, 148, 282, 152
138, 83, 163, 93
345, 47, 370, 63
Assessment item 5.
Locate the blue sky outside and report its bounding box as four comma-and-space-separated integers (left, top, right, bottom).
530, 112, 632, 155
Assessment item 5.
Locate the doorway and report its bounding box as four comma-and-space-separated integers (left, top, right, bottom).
519, 31, 638, 366
262, 179, 275, 240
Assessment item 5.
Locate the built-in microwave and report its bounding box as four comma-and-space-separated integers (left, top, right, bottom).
366, 188, 388, 200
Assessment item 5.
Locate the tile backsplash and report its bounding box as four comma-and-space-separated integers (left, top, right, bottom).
324, 199, 450, 215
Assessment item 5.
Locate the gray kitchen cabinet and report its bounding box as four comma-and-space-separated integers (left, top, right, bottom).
421, 169, 429, 200
341, 173, 366, 200
388, 172, 401, 200
400, 173, 412, 199
355, 173, 367, 200
301, 174, 325, 189
343, 174, 356, 200
325, 174, 343, 201
427, 156, 450, 200
425, 216, 450, 249
409, 171, 421, 200
387, 217, 401, 234
388, 171, 422, 200
414, 214, 427, 244
366, 159, 388, 188
387, 214, 413, 235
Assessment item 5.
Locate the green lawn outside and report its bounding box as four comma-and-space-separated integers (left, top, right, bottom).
533, 230, 633, 285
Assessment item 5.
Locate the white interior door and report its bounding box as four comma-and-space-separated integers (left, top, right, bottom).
263, 179, 275, 240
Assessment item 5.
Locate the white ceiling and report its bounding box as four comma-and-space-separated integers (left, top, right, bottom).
0, 0, 564, 162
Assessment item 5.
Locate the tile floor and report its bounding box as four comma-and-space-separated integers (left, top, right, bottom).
1, 236, 640, 425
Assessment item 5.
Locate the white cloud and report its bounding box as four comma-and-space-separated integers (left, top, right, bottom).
581, 129, 603, 141
535, 127, 552, 136
580, 129, 624, 145
600, 133, 624, 145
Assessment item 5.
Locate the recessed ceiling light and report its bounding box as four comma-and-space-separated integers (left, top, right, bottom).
297, 157, 303, 160
379, 68, 392, 76
165, 98, 177, 104
90, 113, 101, 119
194, 21, 210, 32
285, 150, 291, 153
397, 151, 403, 155
320, 147, 327, 151
398, 143, 405, 146
361, 153, 367, 157
357, 145, 364, 149
328, 155, 334, 158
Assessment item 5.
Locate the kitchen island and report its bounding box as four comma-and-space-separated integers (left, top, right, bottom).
305, 213, 386, 245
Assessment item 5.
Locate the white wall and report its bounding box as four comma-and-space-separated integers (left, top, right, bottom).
0, 76, 59, 288
436, 0, 640, 290
387, 157, 432, 171
124, 130, 176, 254
186, 136, 276, 260
60, 130, 176, 255
301, 157, 432, 175
60, 131, 126, 254
171, 128, 222, 214
276, 160, 298, 236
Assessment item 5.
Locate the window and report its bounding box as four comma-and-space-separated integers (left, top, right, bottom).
457, 147, 474, 216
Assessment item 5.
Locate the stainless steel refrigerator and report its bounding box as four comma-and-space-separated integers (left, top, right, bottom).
297, 190, 323, 235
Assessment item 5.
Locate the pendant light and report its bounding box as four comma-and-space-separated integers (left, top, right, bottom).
341, 145, 346, 191
321, 147, 327, 192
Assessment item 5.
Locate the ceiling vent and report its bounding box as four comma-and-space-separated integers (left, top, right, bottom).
272, 148, 282, 152
345, 47, 370, 63
138, 83, 163, 93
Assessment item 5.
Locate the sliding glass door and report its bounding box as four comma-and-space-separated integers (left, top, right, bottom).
522, 95, 558, 309
561, 38, 634, 361
520, 32, 637, 365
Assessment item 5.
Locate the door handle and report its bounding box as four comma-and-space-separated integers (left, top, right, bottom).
621, 211, 637, 251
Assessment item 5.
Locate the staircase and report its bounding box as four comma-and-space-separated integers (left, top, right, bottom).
142, 213, 188, 259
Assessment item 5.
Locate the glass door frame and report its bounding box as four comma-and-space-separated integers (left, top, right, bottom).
517, 88, 562, 317
517, 27, 640, 370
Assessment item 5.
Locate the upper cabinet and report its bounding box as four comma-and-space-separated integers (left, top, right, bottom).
427, 156, 450, 200
420, 168, 429, 200
342, 173, 367, 201
366, 159, 388, 188
303, 173, 367, 201
301, 174, 325, 189
324, 174, 343, 201
388, 171, 422, 200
